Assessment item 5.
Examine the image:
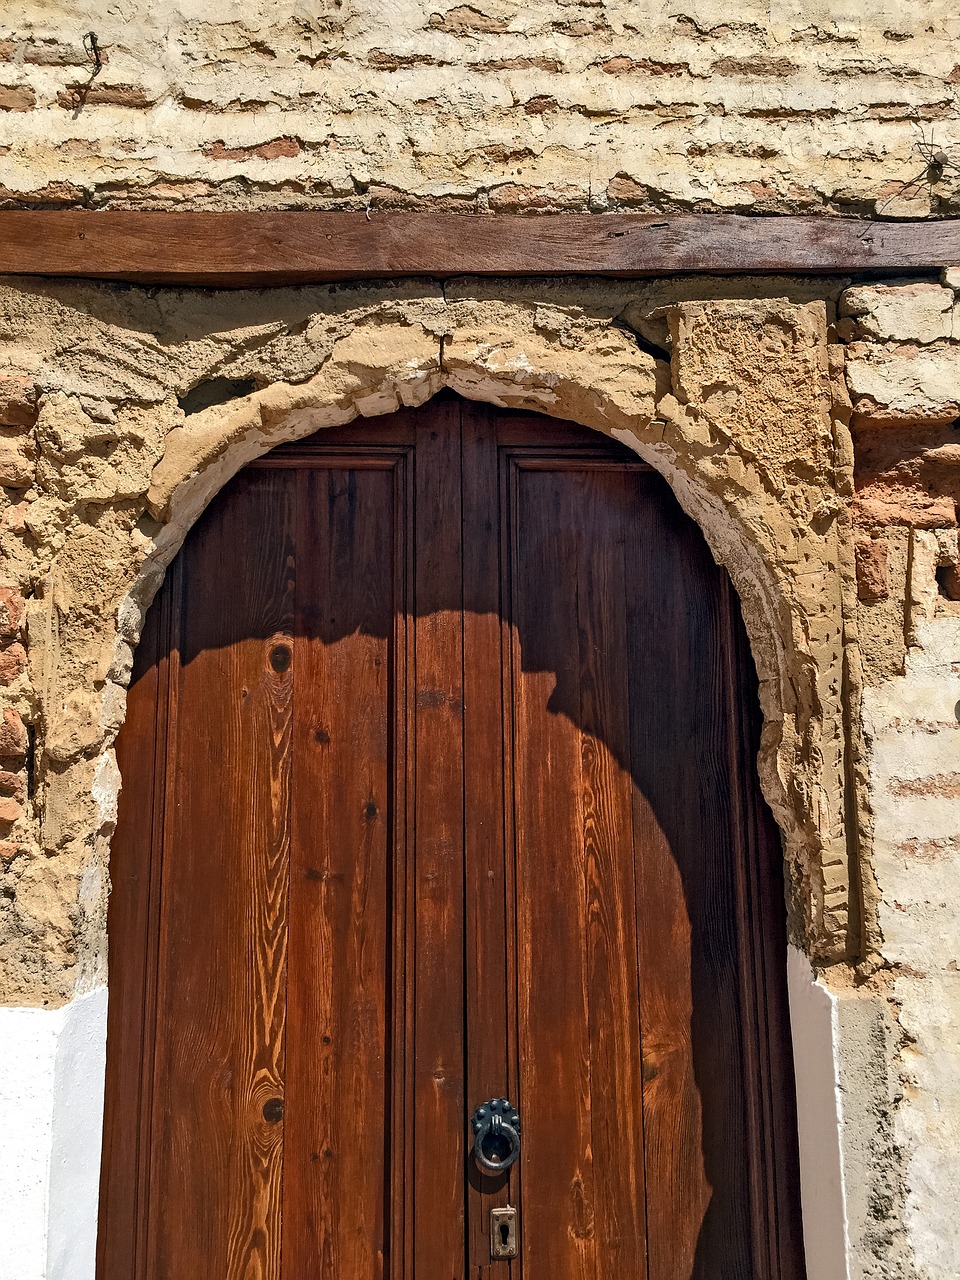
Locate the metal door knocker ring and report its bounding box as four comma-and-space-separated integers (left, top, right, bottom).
471, 1098, 521, 1173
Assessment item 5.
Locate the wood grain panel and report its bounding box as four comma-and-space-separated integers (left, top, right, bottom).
510, 462, 596, 1280
506, 456, 653, 1280
462, 401, 518, 1277
147, 469, 296, 1279
625, 473, 753, 1280
568, 467, 648, 1280
222, 487, 295, 1280
282, 462, 397, 1278
498, 425, 803, 1280
721, 583, 807, 1280
97, 559, 167, 1280
3, 210, 959, 283
410, 399, 467, 1278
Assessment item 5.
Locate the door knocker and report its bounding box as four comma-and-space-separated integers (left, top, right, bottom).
471, 1098, 521, 1173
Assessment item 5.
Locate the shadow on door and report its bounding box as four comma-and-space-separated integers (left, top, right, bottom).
100, 394, 805, 1280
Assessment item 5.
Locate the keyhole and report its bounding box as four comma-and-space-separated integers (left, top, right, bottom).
489, 1207, 517, 1260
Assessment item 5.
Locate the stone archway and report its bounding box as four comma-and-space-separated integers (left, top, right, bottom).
0, 274, 861, 1279
126, 286, 861, 969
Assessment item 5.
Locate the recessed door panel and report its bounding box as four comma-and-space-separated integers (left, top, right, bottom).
508, 460, 650, 1280
501, 447, 773, 1279
147, 467, 296, 1280
281, 461, 398, 1278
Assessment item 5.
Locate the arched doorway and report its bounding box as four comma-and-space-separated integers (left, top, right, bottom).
98, 392, 805, 1279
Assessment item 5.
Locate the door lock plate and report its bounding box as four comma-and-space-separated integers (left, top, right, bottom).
490, 1206, 518, 1260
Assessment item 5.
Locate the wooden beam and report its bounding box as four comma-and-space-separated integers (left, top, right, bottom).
0, 211, 957, 284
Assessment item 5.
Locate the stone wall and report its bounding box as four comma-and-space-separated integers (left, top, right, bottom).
0, 273, 863, 996
842, 275, 960, 1280
1, 1, 959, 216
0, 270, 959, 1278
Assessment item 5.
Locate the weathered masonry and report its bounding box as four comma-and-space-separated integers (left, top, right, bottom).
0, 3, 959, 218
0, 266, 958, 1279
2, 3, 960, 1277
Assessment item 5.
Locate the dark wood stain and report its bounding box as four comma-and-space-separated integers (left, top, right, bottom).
99, 395, 805, 1280
2, 210, 958, 283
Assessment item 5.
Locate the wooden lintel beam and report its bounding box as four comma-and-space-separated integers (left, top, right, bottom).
0, 211, 958, 284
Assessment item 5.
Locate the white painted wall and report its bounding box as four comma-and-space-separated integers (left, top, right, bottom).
0, 1004, 62, 1280
0, 989, 107, 1280
788, 946, 851, 1280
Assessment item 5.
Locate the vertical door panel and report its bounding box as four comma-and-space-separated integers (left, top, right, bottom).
147, 469, 296, 1280
97, 564, 164, 1280
102, 413, 472, 1280
506, 460, 648, 1280
625, 475, 753, 1280
282, 462, 397, 1278
462, 403, 520, 1276
409, 401, 468, 1279
497, 432, 802, 1280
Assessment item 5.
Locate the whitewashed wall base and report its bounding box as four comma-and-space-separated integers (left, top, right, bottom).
788, 946, 851, 1280
0, 988, 107, 1280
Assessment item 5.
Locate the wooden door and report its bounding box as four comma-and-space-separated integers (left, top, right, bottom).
99, 393, 805, 1280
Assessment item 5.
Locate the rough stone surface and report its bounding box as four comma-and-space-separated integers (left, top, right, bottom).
0, 3, 959, 214
855, 527, 910, 686
845, 342, 960, 425
839, 283, 960, 1278
862, 556, 960, 1280
0, 641, 26, 686
841, 283, 959, 345
851, 422, 960, 529
654, 296, 857, 953
0, 375, 38, 426
0, 272, 859, 1010
0, 708, 27, 760
0, 587, 25, 636
0, 425, 37, 487
856, 536, 889, 602
840, 276, 960, 468
2, 268, 960, 1277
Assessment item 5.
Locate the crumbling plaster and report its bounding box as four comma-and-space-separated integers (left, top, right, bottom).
842, 275, 960, 1280
0, 274, 862, 1006
860, 596, 960, 1280
1, 2, 960, 217
2, 271, 960, 1277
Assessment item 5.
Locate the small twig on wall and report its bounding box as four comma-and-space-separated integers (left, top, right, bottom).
83, 32, 103, 75
65, 32, 104, 118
